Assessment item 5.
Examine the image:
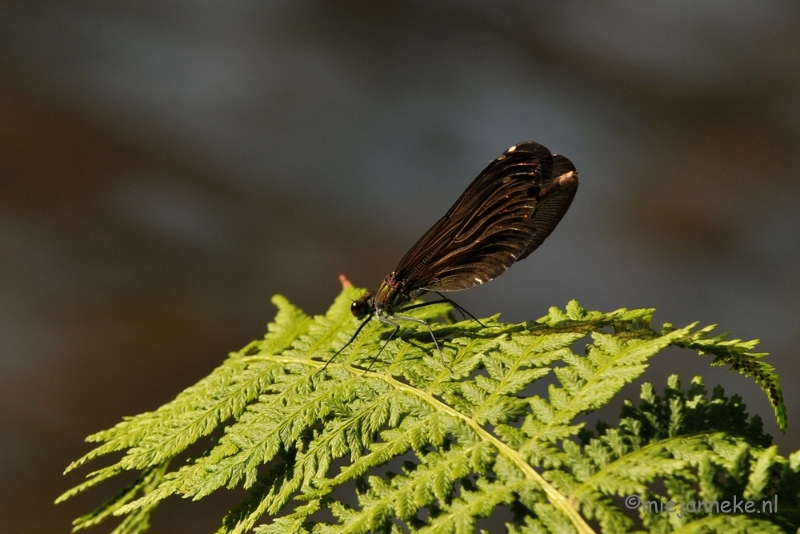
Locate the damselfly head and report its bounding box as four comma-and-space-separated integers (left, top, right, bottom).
351, 291, 373, 319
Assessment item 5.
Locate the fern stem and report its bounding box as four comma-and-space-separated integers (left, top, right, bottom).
246, 353, 596, 534
376, 371, 595, 534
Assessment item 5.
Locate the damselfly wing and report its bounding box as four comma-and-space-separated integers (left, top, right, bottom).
339, 141, 578, 366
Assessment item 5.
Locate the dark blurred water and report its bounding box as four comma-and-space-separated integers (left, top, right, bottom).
1, 1, 798, 532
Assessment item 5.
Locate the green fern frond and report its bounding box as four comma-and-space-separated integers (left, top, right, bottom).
59, 288, 797, 533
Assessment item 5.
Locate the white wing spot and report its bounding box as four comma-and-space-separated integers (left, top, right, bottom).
502, 176, 511, 183
474, 277, 483, 284
507, 145, 517, 153
497, 154, 506, 161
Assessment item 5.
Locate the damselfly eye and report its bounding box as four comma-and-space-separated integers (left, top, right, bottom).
351, 299, 370, 319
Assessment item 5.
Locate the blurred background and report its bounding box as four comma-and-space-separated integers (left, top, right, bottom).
1, 1, 798, 532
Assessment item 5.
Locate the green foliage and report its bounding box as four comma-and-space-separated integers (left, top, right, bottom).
58, 287, 797, 533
